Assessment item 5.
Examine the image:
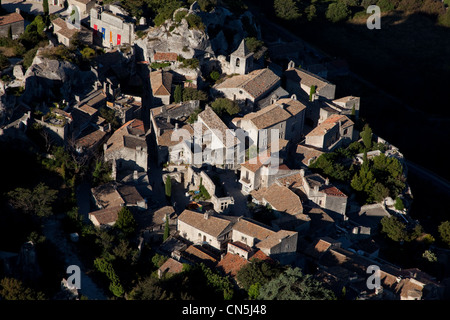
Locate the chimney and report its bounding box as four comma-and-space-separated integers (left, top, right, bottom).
300, 169, 305, 177
204, 211, 209, 220
167, 116, 171, 124
175, 123, 179, 130
16, 8, 21, 15
133, 170, 138, 181
314, 185, 319, 193
325, 177, 329, 185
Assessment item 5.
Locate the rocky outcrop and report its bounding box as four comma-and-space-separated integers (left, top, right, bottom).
21, 49, 96, 105
136, 12, 213, 63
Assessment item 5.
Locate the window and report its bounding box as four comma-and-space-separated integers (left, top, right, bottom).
343, 128, 348, 135
241, 236, 247, 243
235, 58, 240, 67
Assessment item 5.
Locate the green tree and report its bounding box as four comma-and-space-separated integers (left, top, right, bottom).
305, 4, 317, 21
43, 0, 49, 16
438, 221, 450, 247
173, 84, 182, 103
371, 182, 390, 203
236, 259, 283, 292
380, 216, 408, 242
325, 2, 351, 23
7, 183, 58, 217
274, 0, 301, 20
211, 98, 240, 116
94, 258, 124, 297
0, 278, 46, 300
351, 164, 376, 203
163, 214, 170, 241
258, 267, 335, 300
209, 70, 220, 82
0, 52, 9, 70
115, 207, 137, 236
360, 124, 373, 150
182, 87, 208, 101
394, 196, 405, 211
309, 85, 316, 101
165, 175, 172, 199
245, 37, 264, 53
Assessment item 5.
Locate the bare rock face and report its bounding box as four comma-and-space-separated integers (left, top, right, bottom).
21, 50, 95, 105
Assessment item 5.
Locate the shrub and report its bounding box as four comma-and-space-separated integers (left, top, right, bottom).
326, 2, 351, 22
185, 14, 205, 30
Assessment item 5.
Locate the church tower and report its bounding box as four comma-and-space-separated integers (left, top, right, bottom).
230, 39, 253, 75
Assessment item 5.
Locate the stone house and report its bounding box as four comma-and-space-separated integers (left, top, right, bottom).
305, 238, 444, 300
194, 106, 241, 169
90, 6, 135, 47
91, 182, 147, 210
150, 70, 173, 106
149, 100, 199, 165
293, 143, 324, 168
35, 109, 73, 146
51, 17, 93, 47
301, 170, 348, 217
285, 61, 336, 101
89, 206, 121, 228
177, 210, 234, 251
213, 68, 280, 110
332, 96, 360, 119
305, 114, 354, 151
106, 95, 142, 125
0, 9, 24, 39
177, 210, 298, 260
232, 217, 298, 258
239, 155, 290, 195
157, 258, 184, 279
183, 166, 234, 214
234, 95, 306, 151
103, 119, 149, 176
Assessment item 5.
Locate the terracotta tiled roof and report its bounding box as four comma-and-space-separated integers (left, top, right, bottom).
251, 184, 303, 215
255, 230, 297, 250
75, 129, 106, 149
150, 70, 173, 96
153, 52, 178, 62
307, 114, 353, 138
198, 106, 238, 148
158, 258, 184, 275
216, 68, 280, 100
232, 218, 275, 241
295, 144, 324, 166
249, 249, 272, 262
91, 183, 125, 209
183, 245, 217, 264
89, 205, 121, 225
52, 18, 79, 40
0, 12, 24, 26
157, 123, 193, 147
275, 98, 307, 117
105, 119, 146, 154
321, 185, 347, 197
217, 253, 249, 277
242, 103, 291, 130
276, 172, 304, 189
178, 210, 232, 238
117, 184, 144, 205
240, 154, 272, 173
